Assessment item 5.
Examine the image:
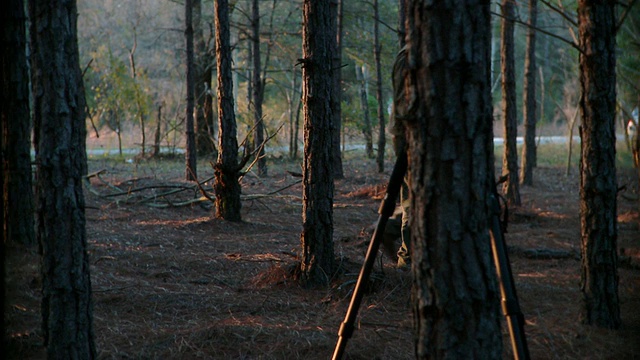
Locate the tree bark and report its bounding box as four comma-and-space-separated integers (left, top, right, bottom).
500, 0, 521, 206
405, 0, 503, 357
2, 0, 35, 248
194, 0, 216, 156
214, 0, 242, 221
29, 0, 96, 357
578, 0, 620, 329
374, 0, 386, 173
357, 64, 374, 158
300, 0, 335, 287
520, 0, 537, 186
331, 0, 344, 179
251, 0, 267, 177
185, 0, 198, 181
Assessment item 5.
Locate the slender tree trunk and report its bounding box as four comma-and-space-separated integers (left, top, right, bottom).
405, 0, 503, 357
30, 0, 96, 356
357, 64, 374, 158
293, 87, 302, 160
331, 0, 344, 179
374, 0, 386, 172
214, 0, 242, 221
520, 0, 537, 186
500, 0, 521, 206
288, 68, 298, 159
129, 33, 147, 157
2, 0, 35, 248
300, 0, 335, 287
578, 0, 620, 329
185, 0, 198, 181
194, 0, 215, 156
251, 0, 267, 176
152, 104, 163, 157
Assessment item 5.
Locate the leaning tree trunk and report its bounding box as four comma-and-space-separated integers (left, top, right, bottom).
374, 0, 386, 173
214, 0, 242, 221
577, 0, 620, 329
405, 0, 503, 357
300, 0, 335, 287
185, 0, 198, 181
500, 0, 521, 206
29, 0, 96, 357
2, 0, 35, 248
520, 0, 537, 186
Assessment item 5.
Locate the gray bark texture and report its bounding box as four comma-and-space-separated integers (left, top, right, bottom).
30, 0, 97, 357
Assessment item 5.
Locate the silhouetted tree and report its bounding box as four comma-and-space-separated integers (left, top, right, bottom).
185, 0, 198, 181
2, 0, 34, 248
30, 0, 96, 356
331, 0, 344, 179
250, 0, 267, 176
374, 0, 386, 172
520, 0, 538, 186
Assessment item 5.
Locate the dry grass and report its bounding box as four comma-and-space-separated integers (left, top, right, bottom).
5, 156, 640, 359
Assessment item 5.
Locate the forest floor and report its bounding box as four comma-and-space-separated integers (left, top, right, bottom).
5, 153, 640, 359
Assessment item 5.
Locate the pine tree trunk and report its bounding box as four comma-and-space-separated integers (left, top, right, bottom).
331, 0, 344, 179
357, 64, 374, 159
300, 0, 335, 286
30, 0, 96, 356
185, 0, 198, 181
2, 0, 35, 248
374, 0, 386, 173
214, 0, 242, 221
251, 0, 267, 177
520, 0, 537, 186
405, 0, 503, 357
578, 0, 620, 329
500, 0, 521, 206
194, 0, 215, 156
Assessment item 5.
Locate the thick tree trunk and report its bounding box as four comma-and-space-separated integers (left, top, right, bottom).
520, 0, 537, 186
300, 0, 335, 287
374, 0, 386, 172
405, 0, 503, 357
251, 0, 267, 177
500, 0, 521, 206
2, 0, 35, 248
331, 0, 344, 179
214, 0, 242, 221
29, 0, 96, 357
578, 0, 620, 329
